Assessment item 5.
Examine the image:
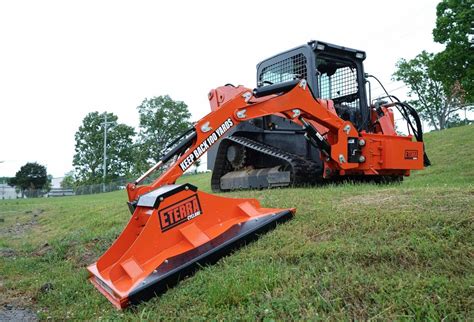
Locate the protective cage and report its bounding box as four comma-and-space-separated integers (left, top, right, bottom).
259, 53, 308, 85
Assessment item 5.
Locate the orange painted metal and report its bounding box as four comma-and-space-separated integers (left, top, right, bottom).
371, 106, 397, 136
126, 82, 363, 202
89, 79, 426, 308
357, 133, 423, 173
88, 189, 295, 309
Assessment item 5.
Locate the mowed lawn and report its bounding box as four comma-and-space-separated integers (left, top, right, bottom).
0, 125, 472, 320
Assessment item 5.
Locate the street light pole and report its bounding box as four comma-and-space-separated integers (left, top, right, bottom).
101, 113, 114, 193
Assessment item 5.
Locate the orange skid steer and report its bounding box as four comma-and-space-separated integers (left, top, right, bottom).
88, 42, 428, 309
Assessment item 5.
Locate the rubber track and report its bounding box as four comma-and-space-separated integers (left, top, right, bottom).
211, 136, 322, 192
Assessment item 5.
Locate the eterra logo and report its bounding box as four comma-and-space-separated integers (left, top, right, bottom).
158, 195, 202, 232
404, 150, 418, 160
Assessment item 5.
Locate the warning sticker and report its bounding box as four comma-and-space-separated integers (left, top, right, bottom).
179, 118, 234, 172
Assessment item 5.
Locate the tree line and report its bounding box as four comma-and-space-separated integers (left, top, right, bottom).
393, 0, 473, 130
67, 95, 193, 186
5, 95, 196, 194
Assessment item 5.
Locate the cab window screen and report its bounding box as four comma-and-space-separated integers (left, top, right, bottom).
317, 56, 361, 125
259, 54, 307, 85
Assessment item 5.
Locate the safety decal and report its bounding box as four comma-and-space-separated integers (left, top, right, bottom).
179, 118, 234, 171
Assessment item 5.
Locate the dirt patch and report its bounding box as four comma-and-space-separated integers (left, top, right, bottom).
32, 243, 52, 257
75, 250, 97, 267
32, 209, 44, 218
306, 228, 334, 242
2, 220, 37, 236
0, 285, 37, 321
66, 246, 96, 268
64, 239, 100, 268
0, 248, 17, 258
337, 191, 410, 208
0, 208, 45, 237
0, 304, 38, 321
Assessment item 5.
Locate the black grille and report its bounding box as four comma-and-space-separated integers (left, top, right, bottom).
259, 54, 307, 85
317, 58, 361, 126
319, 66, 358, 100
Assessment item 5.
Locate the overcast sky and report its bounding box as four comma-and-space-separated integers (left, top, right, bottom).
0, 0, 443, 178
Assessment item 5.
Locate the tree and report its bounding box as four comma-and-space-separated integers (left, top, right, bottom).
8, 162, 49, 197
0, 177, 10, 184
393, 51, 468, 130
432, 0, 474, 102
393, 0, 473, 130
73, 112, 136, 184
43, 175, 53, 193
136, 95, 192, 172
61, 171, 75, 189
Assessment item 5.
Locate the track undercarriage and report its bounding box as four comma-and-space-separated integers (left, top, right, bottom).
211, 136, 322, 191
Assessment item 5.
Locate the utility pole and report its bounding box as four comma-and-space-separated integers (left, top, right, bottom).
0, 161, 5, 198
101, 113, 114, 193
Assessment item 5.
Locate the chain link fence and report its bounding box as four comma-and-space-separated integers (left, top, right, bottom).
59, 173, 199, 197
1, 178, 133, 199
73, 178, 130, 195
1, 157, 208, 199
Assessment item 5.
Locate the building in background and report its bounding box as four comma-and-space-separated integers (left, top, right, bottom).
0, 183, 21, 199
47, 177, 75, 197
51, 177, 63, 189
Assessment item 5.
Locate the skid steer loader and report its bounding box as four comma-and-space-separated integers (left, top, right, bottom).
208, 40, 430, 190
88, 40, 428, 308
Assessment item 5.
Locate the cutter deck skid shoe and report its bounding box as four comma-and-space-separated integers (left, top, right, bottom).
87, 183, 295, 309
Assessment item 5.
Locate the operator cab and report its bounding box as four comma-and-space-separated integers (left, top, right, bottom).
257, 40, 369, 131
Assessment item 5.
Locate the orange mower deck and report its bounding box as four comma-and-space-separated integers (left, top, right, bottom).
87, 183, 295, 309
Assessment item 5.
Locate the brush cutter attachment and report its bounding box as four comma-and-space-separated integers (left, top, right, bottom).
88, 183, 294, 308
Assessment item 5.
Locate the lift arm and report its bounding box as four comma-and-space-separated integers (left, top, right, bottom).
127, 79, 358, 202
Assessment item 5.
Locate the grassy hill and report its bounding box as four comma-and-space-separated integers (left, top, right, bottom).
0, 125, 472, 320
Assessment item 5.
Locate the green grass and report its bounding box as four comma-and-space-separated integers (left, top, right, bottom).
0, 125, 473, 320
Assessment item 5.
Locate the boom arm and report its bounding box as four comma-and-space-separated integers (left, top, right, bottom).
127, 79, 358, 202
